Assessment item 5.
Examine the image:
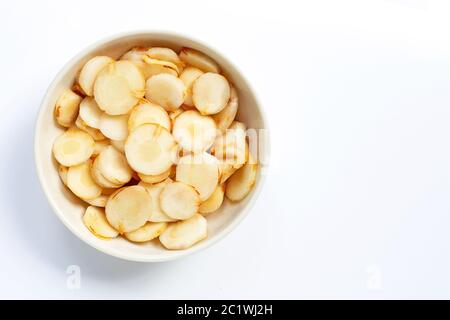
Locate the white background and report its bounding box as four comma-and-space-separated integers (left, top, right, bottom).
1, 0, 450, 299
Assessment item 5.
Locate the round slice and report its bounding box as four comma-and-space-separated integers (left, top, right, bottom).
67, 160, 102, 200
138, 167, 171, 184
94, 145, 132, 186
212, 86, 238, 132
147, 47, 184, 68
179, 47, 220, 73
145, 73, 185, 112
172, 110, 217, 153
199, 184, 225, 214
128, 102, 171, 132
179, 67, 204, 107
225, 154, 258, 201
124, 222, 168, 242
75, 116, 106, 141
160, 181, 200, 220
91, 156, 123, 188
79, 56, 114, 96
125, 124, 176, 175
105, 185, 152, 233
193, 73, 230, 115
159, 214, 207, 250
83, 206, 119, 239
139, 179, 177, 222
79, 97, 103, 129
58, 165, 68, 185
53, 128, 94, 166
84, 194, 108, 207
94, 61, 145, 115
99, 113, 128, 141
176, 152, 219, 201
54, 89, 82, 127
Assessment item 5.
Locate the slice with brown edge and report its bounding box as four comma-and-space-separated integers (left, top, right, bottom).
94, 61, 145, 115
199, 184, 225, 214
78, 56, 114, 96
179, 67, 204, 107
83, 206, 118, 239
94, 146, 132, 186
142, 56, 180, 75
225, 153, 258, 201
145, 73, 185, 112
176, 152, 219, 201
53, 128, 94, 166
192, 73, 230, 115
91, 155, 123, 188
58, 165, 68, 185
138, 167, 171, 184
75, 115, 106, 141
212, 86, 238, 132
99, 113, 129, 141
105, 185, 152, 233
160, 181, 200, 220
128, 101, 171, 132
67, 160, 102, 200
217, 160, 237, 184
172, 110, 217, 153
79, 97, 103, 129
54, 89, 82, 127
147, 47, 184, 69
124, 222, 168, 242
125, 124, 176, 175
159, 214, 207, 250
179, 47, 220, 73
139, 179, 176, 222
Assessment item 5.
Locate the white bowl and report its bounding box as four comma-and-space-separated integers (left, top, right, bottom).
34, 31, 269, 262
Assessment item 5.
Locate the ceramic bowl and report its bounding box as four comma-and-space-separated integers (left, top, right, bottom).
34, 31, 269, 262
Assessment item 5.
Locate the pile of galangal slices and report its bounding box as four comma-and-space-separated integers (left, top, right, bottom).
52, 47, 258, 250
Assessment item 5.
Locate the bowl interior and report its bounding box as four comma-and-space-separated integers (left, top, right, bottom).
35, 32, 267, 262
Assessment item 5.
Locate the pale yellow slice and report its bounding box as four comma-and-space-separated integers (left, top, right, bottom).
83, 206, 118, 239
160, 181, 200, 220
54, 89, 82, 127
193, 73, 230, 115
67, 160, 102, 200
53, 128, 94, 166
159, 214, 207, 250
179, 47, 220, 73
105, 185, 152, 233
199, 184, 225, 214
128, 101, 171, 132
124, 222, 168, 242
125, 124, 176, 175
94, 61, 145, 115
176, 152, 219, 201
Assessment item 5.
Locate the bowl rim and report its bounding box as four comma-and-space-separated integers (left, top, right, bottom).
34, 30, 271, 262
